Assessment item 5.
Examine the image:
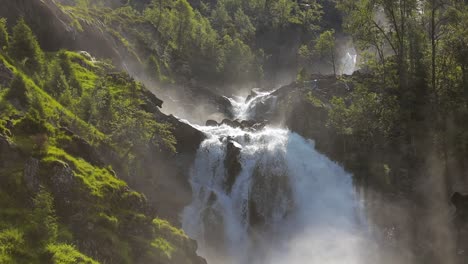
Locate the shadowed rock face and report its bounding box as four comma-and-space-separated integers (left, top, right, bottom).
249, 162, 294, 229
451, 192, 468, 258
224, 140, 242, 193
206, 119, 219, 126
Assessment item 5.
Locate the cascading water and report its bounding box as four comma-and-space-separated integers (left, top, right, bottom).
182, 91, 379, 264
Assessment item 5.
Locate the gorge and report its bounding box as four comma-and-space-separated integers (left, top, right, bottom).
1, 0, 467, 263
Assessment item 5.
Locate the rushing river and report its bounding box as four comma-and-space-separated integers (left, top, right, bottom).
182, 91, 380, 264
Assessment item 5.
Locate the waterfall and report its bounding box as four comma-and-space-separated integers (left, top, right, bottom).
182, 92, 378, 264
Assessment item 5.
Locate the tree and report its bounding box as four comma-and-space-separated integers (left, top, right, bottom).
29, 188, 58, 245
57, 51, 82, 96
315, 29, 337, 76
45, 62, 70, 98
211, 1, 232, 34
174, 0, 195, 49
270, 0, 296, 28
6, 74, 29, 106
0, 18, 8, 50
9, 18, 44, 74
234, 8, 255, 41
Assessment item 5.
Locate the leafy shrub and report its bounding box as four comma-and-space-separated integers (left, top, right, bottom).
46, 244, 99, 264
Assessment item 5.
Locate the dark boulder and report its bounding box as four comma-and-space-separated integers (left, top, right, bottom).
221, 119, 241, 128
240, 120, 256, 129
206, 120, 219, 126
140, 87, 164, 113
162, 114, 205, 153
221, 119, 234, 127
251, 121, 267, 131
224, 140, 242, 193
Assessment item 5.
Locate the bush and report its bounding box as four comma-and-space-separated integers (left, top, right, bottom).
0, 228, 25, 263
46, 244, 99, 264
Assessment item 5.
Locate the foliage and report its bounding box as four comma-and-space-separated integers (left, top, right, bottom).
6, 74, 30, 106
0, 18, 8, 50
0, 17, 191, 264
8, 18, 44, 75
314, 29, 337, 76
29, 188, 58, 245
46, 244, 99, 264
58, 0, 324, 87
0, 228, 25, 263
328, 85, 398, 144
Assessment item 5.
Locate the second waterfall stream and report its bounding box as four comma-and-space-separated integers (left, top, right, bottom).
182, 91, 379, 264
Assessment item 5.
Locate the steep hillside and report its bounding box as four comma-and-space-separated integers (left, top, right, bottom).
0, 17, 205, 263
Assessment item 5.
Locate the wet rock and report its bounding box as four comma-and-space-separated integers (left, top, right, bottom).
140, 87, 163, 113
164, 114, 205, 153
249, 163, 294, 228
221, 119, 241, 128
224, 140, 242, 193
24, 158, 40, 192
221, 119, 234, 127
206, 120, 219, 126
245, 90, 258, 103
251, 121, 267, 131
240, 120, 256, 129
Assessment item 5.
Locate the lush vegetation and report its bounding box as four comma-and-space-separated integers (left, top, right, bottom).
0, 18, 198, 264
53, 0, 326, 87
307, 0, 468, 192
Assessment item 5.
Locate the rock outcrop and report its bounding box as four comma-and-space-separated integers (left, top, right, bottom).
224, 139, 242, 193
205, 119, 219, 126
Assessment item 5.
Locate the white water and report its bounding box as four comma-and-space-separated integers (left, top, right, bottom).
182, 92, 378, 264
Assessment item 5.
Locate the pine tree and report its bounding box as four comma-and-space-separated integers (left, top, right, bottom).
9, 18, 44, 74
45, 62, 70, 98
6, 74, 29, 106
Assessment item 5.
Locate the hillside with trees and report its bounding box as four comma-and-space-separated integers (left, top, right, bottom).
0, 0, 468, 263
